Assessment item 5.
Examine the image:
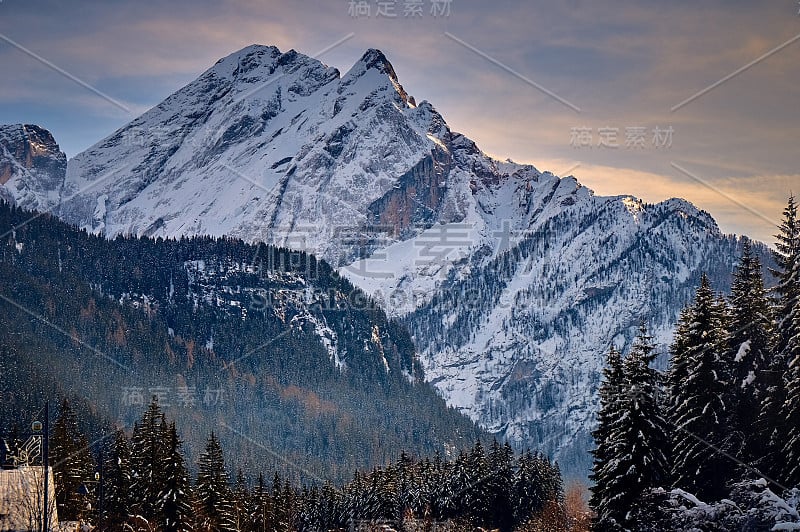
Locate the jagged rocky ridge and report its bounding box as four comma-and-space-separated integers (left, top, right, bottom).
0, 44, 764, 478
0, 124, 66, 208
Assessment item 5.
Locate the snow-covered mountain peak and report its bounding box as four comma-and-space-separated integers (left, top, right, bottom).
661, 197, 719, 229
1, 44, 756, 479
212, 43, 282, 70
51, 44, 452, 253
340, 48, 411, 108
207, 44, 332, 80
350, 48, 403, 87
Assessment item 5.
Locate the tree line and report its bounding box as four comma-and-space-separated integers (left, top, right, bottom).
3, 397, 577, 531
590, 196, 800, 530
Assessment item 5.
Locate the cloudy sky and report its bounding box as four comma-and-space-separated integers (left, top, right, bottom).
1, 0, 797, 242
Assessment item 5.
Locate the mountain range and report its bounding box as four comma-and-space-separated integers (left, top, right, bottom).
0, 44, 766, 478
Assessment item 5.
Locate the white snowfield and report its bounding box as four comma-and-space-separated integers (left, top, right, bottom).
0, 44, 751, 478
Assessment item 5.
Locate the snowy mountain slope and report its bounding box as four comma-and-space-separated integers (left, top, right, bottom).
0, 44, 761, 478
344, 160, 750, 476
0, 124, 66, 209
56, 45, 471, 260
379, 195, 746, 476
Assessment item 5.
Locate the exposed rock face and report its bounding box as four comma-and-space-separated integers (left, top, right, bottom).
1, 44, 766, 478
0, 124, 66, 209
368, 150, 453, 238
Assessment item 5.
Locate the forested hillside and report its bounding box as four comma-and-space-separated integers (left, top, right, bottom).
0, 202, 483, 482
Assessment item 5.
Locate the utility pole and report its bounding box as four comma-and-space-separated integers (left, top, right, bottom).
97, 449, 104, 529
42, 400, 49, 532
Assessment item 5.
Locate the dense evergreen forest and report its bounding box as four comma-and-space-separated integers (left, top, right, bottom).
0, 202, 482, 483
590, 196, 800, 530
1, 398, 580, 531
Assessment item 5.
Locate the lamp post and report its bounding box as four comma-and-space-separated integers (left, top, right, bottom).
34, 401, 51, 532
43, 401, 49, 532
97, 451, 104, 530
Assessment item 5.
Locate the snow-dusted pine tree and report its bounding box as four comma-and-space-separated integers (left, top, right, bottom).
589, 346, 624, 527
248, 472, 273, 532
486, 440, 515, 532
726, 240, 772, 464
231, 469, 249, 532
464, 441, 492, 525
770, 195, 800, 487
196, 432, 236, 531
782, 314, 800, 488
670, 275, 736, 500
396, 450, 418, 520
318, 481, 341, 531
667, 308, 693, 408
50, 399, 95, 521
593, 324, 670, 529
158, 422, 193, 532
102, 428, 132, 529
513, 450, 558, 528
129, 397, 168, 521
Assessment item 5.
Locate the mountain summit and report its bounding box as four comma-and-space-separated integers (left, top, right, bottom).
0, 44, 758, 477
57, 43, 438, 250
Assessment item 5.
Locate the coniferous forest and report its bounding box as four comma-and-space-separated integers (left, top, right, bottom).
0, 201, 483, 484
3, 195, 800, 530
590, 196, 800, 530
2, 397, 577, 531
0, 201, 590, 530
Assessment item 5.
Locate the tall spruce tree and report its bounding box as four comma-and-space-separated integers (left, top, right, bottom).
665, 305, 693, 477
670, 274, 736, 500
249, 472, 273, 531
324, 483, 341, 530
589, 346, 624, 528
782, 318, 800, 487
593, 324, 669, 529
769, 195, 800, 487
129, 397, 169, 521
50, 399, 95, 521
667, 308, 693, 407
464, 441, 492, 525
196, 432, 236, 531
232, 469, 250, 532
726, 241, 772, 464
159, 422, 193, 532
102, 428, 132, 530
486, 440, 515, 532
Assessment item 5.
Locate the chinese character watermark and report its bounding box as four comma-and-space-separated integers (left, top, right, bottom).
376, 0, 397, 17
348, 0, 453, 18
348, 0, 371, 17
597, 127, 619, 149
651, 125, 674, 149
203, 386, 226, 407
569, 126, 593, 149
430, 0, 452, 17
624, 126, 648, 149
121, 387, 145, 407
570, 126, 675, 149
415, 224, 473, 269
120, 385, 226, 409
